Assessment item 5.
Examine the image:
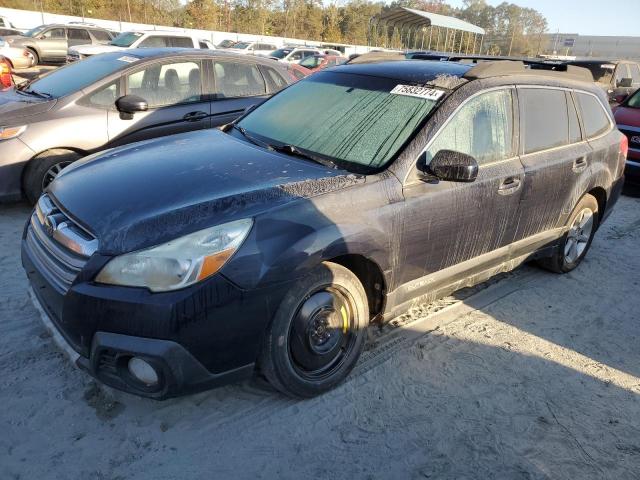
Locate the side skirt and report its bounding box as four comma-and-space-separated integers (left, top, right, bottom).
380, 227, 565, 323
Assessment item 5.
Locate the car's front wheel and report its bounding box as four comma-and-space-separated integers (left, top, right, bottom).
23, 149, 81, 204
539, 193, 599, 273
259, 262, 368, 398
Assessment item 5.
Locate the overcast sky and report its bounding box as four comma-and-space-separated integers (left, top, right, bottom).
447, 0, 637, 37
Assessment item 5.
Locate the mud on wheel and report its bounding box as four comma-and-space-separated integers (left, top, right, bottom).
259, 261, 369, 398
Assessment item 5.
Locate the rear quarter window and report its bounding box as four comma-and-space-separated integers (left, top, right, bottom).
520, 88, 569, 154
576, 92, 611, 139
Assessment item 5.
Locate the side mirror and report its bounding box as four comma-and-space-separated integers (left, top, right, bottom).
617, 77, 633, 88
422, 150, 479, 183
115, 95, 148, 119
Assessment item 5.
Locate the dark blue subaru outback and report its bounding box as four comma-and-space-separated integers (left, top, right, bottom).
22, 59, 626, 399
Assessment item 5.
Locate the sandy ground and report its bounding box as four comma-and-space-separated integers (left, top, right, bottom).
1, 195, 639, 480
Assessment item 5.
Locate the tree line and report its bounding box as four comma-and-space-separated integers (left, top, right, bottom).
5, 0, 548, 55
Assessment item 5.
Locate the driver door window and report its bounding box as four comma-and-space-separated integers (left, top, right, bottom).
43, 28, 66, 39
126, 60, 202, 107
426, 89, 514, 165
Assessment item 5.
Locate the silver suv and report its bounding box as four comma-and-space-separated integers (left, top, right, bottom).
0, 49, 295, 203
3, 24, 115, 64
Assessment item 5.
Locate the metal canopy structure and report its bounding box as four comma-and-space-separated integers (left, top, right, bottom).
370, 7, 486, 54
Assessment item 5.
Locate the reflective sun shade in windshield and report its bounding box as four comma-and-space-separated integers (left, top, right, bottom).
237, 72, 442, 171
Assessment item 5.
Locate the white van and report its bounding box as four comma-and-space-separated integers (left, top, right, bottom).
228, 41, 278, 56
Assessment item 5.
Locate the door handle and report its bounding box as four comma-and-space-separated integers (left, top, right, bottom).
183, 111, 208, 122
572, 157, 588, 172
497, 177, 521, 195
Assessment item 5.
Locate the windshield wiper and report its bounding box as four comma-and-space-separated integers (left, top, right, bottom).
232, 124, 272, 149
16, 88, 52, 99
270, 144, 338, 169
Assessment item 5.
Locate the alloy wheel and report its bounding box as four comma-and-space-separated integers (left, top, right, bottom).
564, 207, 594, 264
42, 161, 73, 190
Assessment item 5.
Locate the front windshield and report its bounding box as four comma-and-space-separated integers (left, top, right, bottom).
22, 54, 135, 98
237, 72, 442, 172
23, 25, 46, 38
270, 48, 293, 59
109, 31, 142, 47
231, 42, 250, 49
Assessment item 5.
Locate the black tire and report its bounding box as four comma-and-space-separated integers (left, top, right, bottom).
259, 261, 369, 398
538, 193, 599, 273
26, 48, 39, 65
23, 149, 81, 204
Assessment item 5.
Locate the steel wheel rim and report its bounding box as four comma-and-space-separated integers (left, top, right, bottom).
42, 161, 73, 190
564, 207, 594, 264
288, 285, 359, 381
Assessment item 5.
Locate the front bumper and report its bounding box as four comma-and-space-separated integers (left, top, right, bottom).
22, 230, 292, 399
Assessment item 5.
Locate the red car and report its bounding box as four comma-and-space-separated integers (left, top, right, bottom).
299, 54, 345, 73
614, 89, 640, 188
286, 62, 311, 81
0, 56, 13, 89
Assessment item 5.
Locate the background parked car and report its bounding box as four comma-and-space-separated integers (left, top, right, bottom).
68, 30, 212, 61
0, 15, 16, 29
217, 39, 237, 49
228, 41, 278, 56
0, 48, 296, 203
286, 62, 311, 81
269, 46, 319, 63
0, 38, 34, 69
613, 88, 640, 190
3, 23, 116, 64
0, 56, 13, 88
552, 59, 640, 104
298, 54, 345, 72
0, 27, 23, 37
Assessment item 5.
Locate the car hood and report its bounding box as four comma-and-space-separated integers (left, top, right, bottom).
49, 129, 364, 255
0, 89, 56, 122
72, 44, 124, 55
614, 106, 640, 127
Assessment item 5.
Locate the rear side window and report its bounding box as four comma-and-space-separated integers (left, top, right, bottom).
520, 88, 569, 154
170, 36, 193, 48
427, 89, 514, 165
214, 61, 266, 98
199, 41, 208, 49
576, 92, 611, 139
139, 36, 169, 48
68, 29, 91, 41
567, 92, 581, 143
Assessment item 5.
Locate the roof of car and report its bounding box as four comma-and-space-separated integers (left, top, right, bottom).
330, 60, 472, 83
96, 48, 289, 66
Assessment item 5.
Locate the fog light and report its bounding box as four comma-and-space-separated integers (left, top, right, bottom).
127, 357, 159, 386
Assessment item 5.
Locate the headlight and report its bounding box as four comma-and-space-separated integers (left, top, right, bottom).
95, 219, 253, 292
0, 125, 27, 140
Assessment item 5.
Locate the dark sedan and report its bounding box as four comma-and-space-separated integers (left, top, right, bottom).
0, 48, 295, 203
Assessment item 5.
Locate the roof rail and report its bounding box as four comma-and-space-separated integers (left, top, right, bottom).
462, 59, 594, 83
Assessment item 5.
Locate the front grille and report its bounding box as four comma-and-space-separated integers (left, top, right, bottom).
25, 195, 97, 294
